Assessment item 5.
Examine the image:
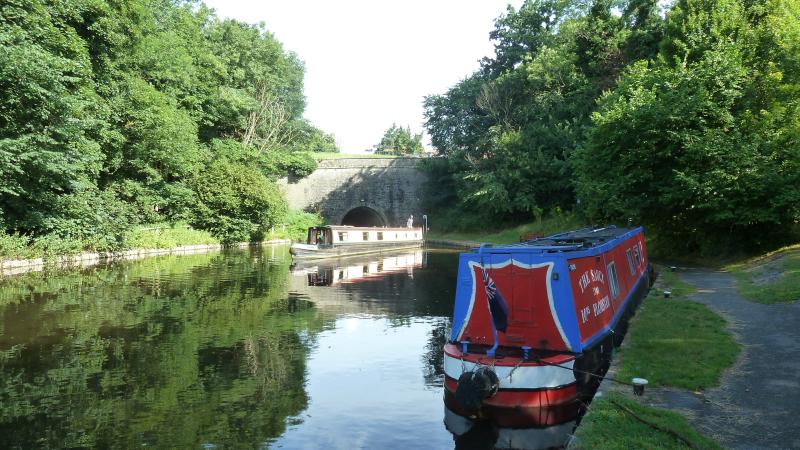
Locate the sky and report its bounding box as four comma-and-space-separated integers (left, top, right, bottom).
202, 0, 524, 152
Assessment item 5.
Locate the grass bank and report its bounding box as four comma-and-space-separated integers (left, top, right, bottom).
726, 246, 800, 304
0, 210, 318, 264
573, 392, 722, 449
574, 268, 735, 449
616, 269, 740, 390
426, 213, 583, 245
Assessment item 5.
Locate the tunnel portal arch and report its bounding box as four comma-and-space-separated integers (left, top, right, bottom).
340, 206, 387, 227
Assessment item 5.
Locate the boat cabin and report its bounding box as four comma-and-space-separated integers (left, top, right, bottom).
306, 225, 423, 246
449, 226, 650, 354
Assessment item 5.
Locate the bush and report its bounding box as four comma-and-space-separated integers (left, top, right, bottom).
190, 159, 288, 245
39, 188, 135, 252
273, 152, 317, 178
270, 210, 325, 242
0, 232, 32, 259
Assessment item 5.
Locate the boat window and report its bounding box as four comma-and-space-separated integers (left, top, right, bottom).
626, 249, 635, 275
414, 233, 418, 238
608, 262, 620, 299
377, 232, 383, 240
362, 232, 369, 241
633, 246, 642, 268
394, 233, 398, 239
338, 232, 346, 242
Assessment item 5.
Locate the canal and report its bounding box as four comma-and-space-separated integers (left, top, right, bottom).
0, 245, 584, 449
0, 246, 459, 448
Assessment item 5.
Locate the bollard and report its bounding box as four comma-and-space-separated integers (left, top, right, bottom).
663, 290, 671, 298
632, 378, 648, 396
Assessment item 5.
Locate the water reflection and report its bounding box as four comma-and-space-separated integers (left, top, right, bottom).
0, 246, 579, 449
291, 250, 425, 286
0, 247, 463, 449
446, 410, 576, 450
0, 247, 324, 448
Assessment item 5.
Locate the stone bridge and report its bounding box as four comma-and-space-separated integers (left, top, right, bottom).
278, 158, 429, 227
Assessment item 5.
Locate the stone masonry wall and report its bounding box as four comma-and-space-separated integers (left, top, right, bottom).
277, 158, 430, 227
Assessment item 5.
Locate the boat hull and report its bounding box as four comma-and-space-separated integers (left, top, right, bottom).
442, 344, 583, 428
289, 241, 423, 259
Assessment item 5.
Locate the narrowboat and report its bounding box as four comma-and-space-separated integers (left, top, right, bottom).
290, 225, 423, 259
443, 226, 653, 437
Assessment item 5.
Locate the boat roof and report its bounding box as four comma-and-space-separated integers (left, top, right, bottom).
471, 225, 640, 254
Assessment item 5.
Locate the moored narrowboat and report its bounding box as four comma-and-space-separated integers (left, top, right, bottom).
443, 226, 653, 434
290, 225, 423, 259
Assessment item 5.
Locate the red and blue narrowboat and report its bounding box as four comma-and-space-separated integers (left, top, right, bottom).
443, 226, 653, 438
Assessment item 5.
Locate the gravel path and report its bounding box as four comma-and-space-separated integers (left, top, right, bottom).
649, 269, 800, 450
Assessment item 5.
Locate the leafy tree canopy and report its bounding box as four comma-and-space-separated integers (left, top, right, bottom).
424, 0, 799, 253
375, 124, 424, 155
0, 0, 333, 247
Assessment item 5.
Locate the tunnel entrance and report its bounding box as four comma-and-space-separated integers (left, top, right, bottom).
341, 207, 386, 227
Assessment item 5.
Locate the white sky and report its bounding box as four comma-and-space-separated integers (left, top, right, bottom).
202, 0, 524, 152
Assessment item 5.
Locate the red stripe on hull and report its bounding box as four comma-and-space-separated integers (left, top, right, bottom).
443, 343, 576, 366
444, 377, 580, 428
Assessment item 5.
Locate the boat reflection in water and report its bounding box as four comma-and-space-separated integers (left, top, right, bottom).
291, 250, 425, 287
445, 409, 577, 450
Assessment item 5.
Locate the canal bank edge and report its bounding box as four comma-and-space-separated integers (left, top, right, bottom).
568, 268, 737, 449
0, 239, 292, 277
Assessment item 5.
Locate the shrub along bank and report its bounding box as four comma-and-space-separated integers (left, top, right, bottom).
0, 211, 321, 262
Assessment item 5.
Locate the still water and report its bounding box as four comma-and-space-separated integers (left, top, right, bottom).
0, 246, 461, 449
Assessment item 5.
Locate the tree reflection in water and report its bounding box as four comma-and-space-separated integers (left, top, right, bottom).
0, 247, 329, 449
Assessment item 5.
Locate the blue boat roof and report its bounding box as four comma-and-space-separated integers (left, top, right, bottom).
470, 225, 639, 254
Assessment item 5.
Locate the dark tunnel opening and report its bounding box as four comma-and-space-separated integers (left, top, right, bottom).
341, 207, 386, 227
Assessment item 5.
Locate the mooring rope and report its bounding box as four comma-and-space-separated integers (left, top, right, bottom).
533, 357, 637, 387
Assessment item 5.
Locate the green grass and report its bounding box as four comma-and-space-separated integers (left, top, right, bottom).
574, 392, 722, 450
124, 224, 219, 249
426, 213, 583, 245
727, 249, 800, 304
658, 268, 697, 297
309, 152, 404, 160
617, 290, 740, 390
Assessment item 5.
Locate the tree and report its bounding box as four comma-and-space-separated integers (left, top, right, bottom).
424, 0, 663, 223
574, 0, 800, 252
0, 0, 325, 248
190, 157, 287, 244
375, 124, 424, 155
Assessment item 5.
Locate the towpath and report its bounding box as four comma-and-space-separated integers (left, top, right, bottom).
651, 269, 800, 449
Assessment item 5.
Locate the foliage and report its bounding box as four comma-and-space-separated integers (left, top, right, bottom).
424, 0, 663, 221
190, 159, 288, 244
574, 392, 723, 449
268, 210, 325, 242
289, 120, 339, 153
0, 232, 33, 260
0, 0, 331, 253
426, 210, 582, 244
574, 0, 800, 253
425, 0, 800, 254
728, 249, 800, 304
124, 224, 218, 249
273, 151, 318, 178
375, 123, 424, 155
